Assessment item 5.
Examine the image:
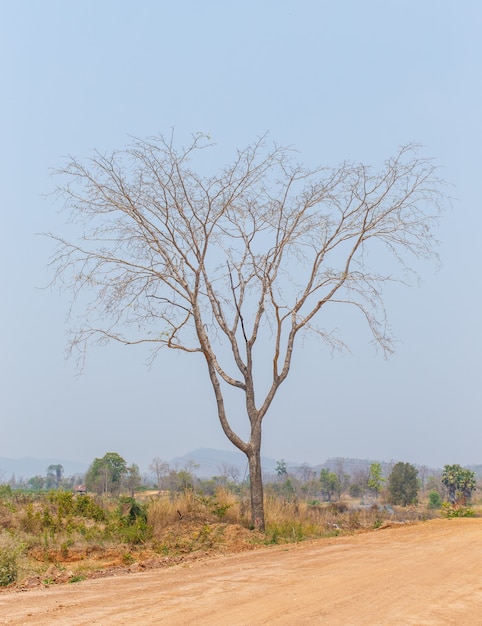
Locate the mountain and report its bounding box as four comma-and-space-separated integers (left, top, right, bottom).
0, 457, 88, 481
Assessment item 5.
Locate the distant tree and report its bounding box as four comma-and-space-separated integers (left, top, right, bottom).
417, 465, 430, 495
319, 469, 340, 502
331, 459, 350, 499
280, 477, 297, 501
349, 467, 370, 500
295, 464, 318, 500
296, 463, 317, 484
27, 475, 45, 491
124, 464, 142, 497
425, 472, 443, 497
368, 463, 385, 500
148, 457, 170, 490
46, 464, 64, 489
275, 459, 288, 479
227, 464, 241, 484
442, 464, 476, 506
388, 462, 419, 506
217, 462, 240, 485
182, 460, 200, 476
86, 452, 128, 495
50, 134, 446, 529
178, 470, 195, 491
164, 465, 198, 492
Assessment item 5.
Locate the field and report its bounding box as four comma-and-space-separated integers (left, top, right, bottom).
1, 517, 482, 624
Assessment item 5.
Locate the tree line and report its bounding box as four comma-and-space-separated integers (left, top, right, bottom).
3, 454, 477, 512
274, 460, 477, 510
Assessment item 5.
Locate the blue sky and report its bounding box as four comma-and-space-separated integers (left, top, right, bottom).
1, 1, 481, 472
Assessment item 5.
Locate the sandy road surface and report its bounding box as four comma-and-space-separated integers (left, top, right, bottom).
1, 518, 482, 625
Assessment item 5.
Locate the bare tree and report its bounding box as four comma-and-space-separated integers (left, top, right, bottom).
148, 457, 170, 491
351, 467, 371, 501
331, 459, 350, 499
295, 463, 317, 484
217, 462, 241, 485
49, 133, 445, 529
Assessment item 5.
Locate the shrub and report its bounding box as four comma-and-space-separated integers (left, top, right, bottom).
48, 490, 74, 516
20, 503, 43, 533
441, 502, 476, 518
0, 485, 12, 498
0, 533, 20, 586
428, 491, 442, 509
73, 494, 106, 521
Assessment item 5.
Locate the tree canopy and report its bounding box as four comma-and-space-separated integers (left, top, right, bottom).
388, 462, 419, 506
85, 452, 128, 495
368, 462, 384, 499
442, 464, 476, 506
319, 469, 341, 502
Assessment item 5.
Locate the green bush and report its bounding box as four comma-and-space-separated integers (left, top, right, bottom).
428, 491, 442, 509
48, 490, 74, 516
0, 485, 12, 499
0, 534, 20, 586
112, 497, 150, 545
74, 494, 106, 521
441, 502, 476, 518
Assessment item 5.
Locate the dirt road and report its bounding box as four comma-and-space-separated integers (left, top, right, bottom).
1, 518, 482, 625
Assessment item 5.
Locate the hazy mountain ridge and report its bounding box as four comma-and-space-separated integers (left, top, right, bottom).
1, 449, 476, 482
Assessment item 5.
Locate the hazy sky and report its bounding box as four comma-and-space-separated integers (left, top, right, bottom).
1, 1, 481, 472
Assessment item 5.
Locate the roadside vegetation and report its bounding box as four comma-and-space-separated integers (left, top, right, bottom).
0, 456, 478, 589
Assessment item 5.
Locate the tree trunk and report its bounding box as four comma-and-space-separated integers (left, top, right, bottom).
201, 351, 267, 530
247, 439, 265, 531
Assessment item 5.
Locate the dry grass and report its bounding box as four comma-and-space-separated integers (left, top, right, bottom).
147, 488, 244, 532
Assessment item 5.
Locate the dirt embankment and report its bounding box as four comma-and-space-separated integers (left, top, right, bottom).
1, 518, 482, 625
